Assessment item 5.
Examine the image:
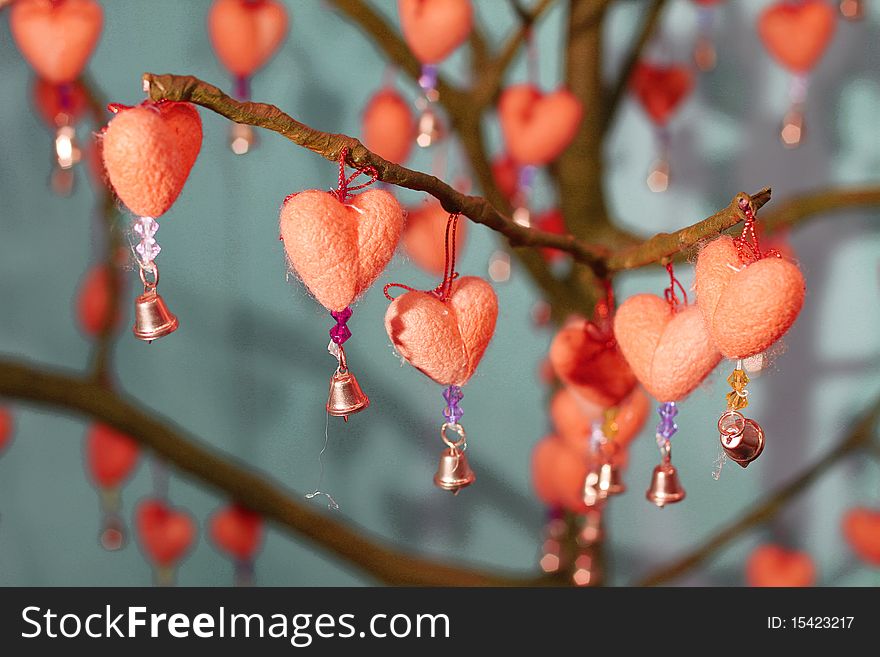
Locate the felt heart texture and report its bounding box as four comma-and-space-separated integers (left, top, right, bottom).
746, 545, 816, 587
11, 0, 103, 84
758, 0, 836, 74
0, 408, 13, 453
549, 320, 637, 407
362, 88, 415, 164
842, 508, 880, 566
531, 435, 590, 513
398, 0, 473, 64
208, 0, 289, 78
102, 102, 203, 218
210, 504, 264, 561
613, 295, 721, 402
86, 424, 139, 489
499, 85, 583, 166
550, 386, 649, 453
136, 499, 196, 567
694, 235, 805, 360
280, 189, 404, 313
384, 276, 497, 386
630, 62, 694, 126
402, 200, 467, 276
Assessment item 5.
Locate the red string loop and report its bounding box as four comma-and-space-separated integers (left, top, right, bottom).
334, 146, 379, 203
663, 262, 688, 309
734, 197, 781, 264
384, 213, 461, 302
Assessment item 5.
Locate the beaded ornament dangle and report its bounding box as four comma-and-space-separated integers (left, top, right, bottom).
384, 213, 498, 494
692, 0, 724, 72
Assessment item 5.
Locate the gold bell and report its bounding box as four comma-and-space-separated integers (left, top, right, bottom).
433, 447, 475, 494
326, 368, 370, 421
721, 418, 765, 468
600, 462, 626, 496
132, 289, 178, 342
646, 460, 686, 508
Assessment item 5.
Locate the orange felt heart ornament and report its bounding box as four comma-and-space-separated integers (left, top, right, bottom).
531, 435, 590, 513
385, 276, 497, 386
694, 235, 805, 360
398, 0, 473, 64
136, 499, 197, 567
102, 102, 202, 218
757, 0, 836, 74
842, 508, 880, 566
551, 386, 649, 452
210, 504, 264, 561
746, 545, 816, 587
208, 0, 289, 78
499, 85, 583, 166
402, 200, 467, 276
613, 294, 722, 402
549, 320, 637, 407
362, 88, 415, 164
630, 62, 694, 126
11, 0, 103, 84
280, 189, 404, 313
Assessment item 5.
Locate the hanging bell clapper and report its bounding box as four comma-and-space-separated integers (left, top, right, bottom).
326, 344, 370, 421
433, 421, 475, 494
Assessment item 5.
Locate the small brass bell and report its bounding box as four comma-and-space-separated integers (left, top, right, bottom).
433, 447, 475, 494
720, 418, 765, 468
646, 460, 686, 508
326, 368, 370, 421
132, 289, 178, 342
416, 107, 443, 148
599, 462, 626, 496
583, 465, 603, 508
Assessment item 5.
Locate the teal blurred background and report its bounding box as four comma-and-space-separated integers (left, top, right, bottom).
1, 0, 878, 586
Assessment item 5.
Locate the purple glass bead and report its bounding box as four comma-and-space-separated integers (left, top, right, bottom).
655, 402, 678, 440
329, 307, 353, 345
418, 64, 438, 92
442, 385, 463, 423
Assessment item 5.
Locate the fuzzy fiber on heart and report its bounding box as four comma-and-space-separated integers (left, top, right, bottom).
136, 499, 196, 567
102, 102, 202, 218
531, 435, 590, 513
281, 189, 404, 312
757, 0, 836, 74
86, 424, 139, 489
385, 276, 497, 386
842, 508, 880, 566
210, 504, 264, 561
398, 0, 473, 64
745, 545, 816, 587
402, 200, 467, 275
549, 320, 636, 407
694, 235, 805, 360
208, 0, 288, 78
613, 294, 721, 402
499, 84, 583, 166
11, 0, 103, 84
551, 386, 649, 452
362, 88, 415, 164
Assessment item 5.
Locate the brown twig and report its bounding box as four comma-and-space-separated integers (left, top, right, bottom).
602, 0, 668, 132
637, 395, 880, 587
0, 357, 547, 587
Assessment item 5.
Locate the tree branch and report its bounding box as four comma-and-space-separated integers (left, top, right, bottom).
636, 394, 880, 587
0, 356, 545, 587
601, 0, 668, 132
760, 187, 880, 232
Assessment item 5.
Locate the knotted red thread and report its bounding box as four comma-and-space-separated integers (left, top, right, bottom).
384, 213, 461, 302
664, 262, 688, 309
734, 197, 781, 264
333, 147, 379, 203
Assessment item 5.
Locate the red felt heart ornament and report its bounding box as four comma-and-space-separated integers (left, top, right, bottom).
630, 62, 694, 126
210, 504, 264, 561
757, 0, 836, 74
136, 499, 197, 567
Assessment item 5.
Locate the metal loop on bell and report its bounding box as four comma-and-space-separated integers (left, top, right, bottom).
335, 343, 349, 374
139, 262, 159, 291
718, 409, 746, 438
441, 422, 467, 451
